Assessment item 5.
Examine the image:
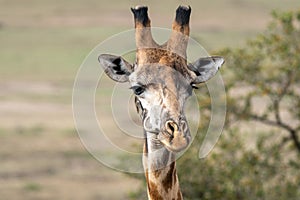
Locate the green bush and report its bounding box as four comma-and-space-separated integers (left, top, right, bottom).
219, 10, 300, 152
178, 130, 300, 200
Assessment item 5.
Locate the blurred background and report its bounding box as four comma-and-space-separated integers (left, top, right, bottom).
1, 0, 300, 199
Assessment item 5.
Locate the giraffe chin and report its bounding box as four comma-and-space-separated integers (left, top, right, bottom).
158, 131, 191, 153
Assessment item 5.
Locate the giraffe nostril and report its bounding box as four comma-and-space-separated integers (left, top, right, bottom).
168, 123, 174, 133
165, 121, 178, 136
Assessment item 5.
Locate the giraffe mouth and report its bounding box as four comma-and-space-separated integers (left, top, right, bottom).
143, 126, 191, 152
143, 115, 191, 152
158, 129, 191, 153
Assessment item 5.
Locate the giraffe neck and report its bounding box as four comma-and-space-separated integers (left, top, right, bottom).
143, 131, 183, 200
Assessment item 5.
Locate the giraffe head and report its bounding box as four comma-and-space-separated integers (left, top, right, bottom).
99, 6, 224, 153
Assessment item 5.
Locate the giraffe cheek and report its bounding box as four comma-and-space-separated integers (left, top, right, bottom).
144, 116, 153, 131
144, 116, 160, 133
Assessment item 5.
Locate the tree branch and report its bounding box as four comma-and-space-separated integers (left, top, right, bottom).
290, 130, 300, 153
248, 114, 300, 153
272, 71, 293, 125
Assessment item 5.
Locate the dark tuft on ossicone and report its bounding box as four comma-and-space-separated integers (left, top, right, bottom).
175, 5, 191, 26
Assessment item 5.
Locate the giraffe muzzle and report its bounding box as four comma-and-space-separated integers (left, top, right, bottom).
158, 119, 191, 152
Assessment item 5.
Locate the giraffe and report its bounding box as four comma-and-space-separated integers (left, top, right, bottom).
98, 5, 224, 200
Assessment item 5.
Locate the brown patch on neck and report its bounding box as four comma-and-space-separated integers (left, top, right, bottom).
177, 189, 183, 200
153, 169, 161, 178
148, 180, 163, 200
162, 162, 176, 192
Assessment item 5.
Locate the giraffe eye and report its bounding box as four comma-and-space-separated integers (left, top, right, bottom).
130, 86, 145, 95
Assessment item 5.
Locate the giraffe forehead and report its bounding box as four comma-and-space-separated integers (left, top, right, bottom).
130, 64, 190, 88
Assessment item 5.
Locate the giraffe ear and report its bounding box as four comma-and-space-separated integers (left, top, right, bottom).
98, 54, 133, 83
188, 56, 224, 84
